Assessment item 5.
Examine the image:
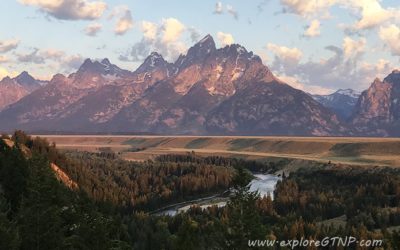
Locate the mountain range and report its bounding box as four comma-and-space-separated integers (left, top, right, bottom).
0, 35, 398, 136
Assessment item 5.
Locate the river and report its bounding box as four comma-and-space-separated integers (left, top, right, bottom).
157, 174, 281, 216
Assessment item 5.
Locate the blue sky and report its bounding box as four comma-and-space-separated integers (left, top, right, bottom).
0, 0, 399, 94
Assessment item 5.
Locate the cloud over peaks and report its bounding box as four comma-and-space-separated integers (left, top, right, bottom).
161, 18, 185, 43
217, 32, 234, 47
267, 43, 303, 69
266, 37, 391, 92
120, 18, 187, 62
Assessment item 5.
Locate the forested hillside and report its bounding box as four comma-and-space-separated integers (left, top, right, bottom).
0, 133, 131, 249
1, 132, 400, 249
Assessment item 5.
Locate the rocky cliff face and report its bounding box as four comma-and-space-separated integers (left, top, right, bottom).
0, 35, 348, 135
351, 70, 400, 136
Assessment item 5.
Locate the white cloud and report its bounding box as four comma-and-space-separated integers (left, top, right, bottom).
16, 48, 82, 72
112, 6, 134, 35
19, 0, 107, 20
280, 0, 335, 18
345, 0, 394, 30
84, 22, 102, 36
359, 59, 393, 80
141, 21, 158, 41
379, 24, 400, 56
265, 36, 388, 91
161, 18, 185, 43
17, 49, 45, 64
217, 32, 234, 47
304, 19, 320, 37
0, 39, 20, 53
61, 54, 84, 70
214, 2, 223, 14
121, 18, 188, 62
267, 43, 303, 67
343, 36, 366, 59
280, 0, 399, 32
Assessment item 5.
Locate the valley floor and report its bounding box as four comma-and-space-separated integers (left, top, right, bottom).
41, 135, 400, 167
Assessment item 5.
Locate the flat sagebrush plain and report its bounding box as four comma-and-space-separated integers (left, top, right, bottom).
39, 135, 400, 167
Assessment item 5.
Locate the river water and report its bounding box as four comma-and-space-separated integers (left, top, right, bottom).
158, 174, 281, 216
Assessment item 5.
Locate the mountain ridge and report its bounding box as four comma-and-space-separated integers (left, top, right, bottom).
0, 35, 398, 136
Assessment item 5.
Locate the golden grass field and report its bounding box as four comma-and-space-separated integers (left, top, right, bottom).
38, 135, 400, 167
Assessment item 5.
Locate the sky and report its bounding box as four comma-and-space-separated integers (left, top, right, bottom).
0, 0, 399, 94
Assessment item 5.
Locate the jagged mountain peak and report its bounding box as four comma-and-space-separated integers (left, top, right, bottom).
175, 35, 217, 68
76, 58, 130, 78
135, 52, 171, 74
149, 51, 162, 58
192, 34, 216, 53
198, 34, 215, 46
16, 71, 31, 78
14, 71, 37, 86
1, 76, 12, 82
220, 43, 261, 62
101, 58, 111, 65
78, 58, 109, 71
223, 43, 247, 53
351, 70, 400, 135
80, 58, 93, 67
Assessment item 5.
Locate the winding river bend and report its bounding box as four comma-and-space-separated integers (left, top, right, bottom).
156, 174, 281, 216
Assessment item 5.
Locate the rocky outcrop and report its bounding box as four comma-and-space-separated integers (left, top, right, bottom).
351, 70, 400, 136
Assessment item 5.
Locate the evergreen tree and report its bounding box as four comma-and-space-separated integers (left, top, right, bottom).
0, 191, 20, 250
226, 166, 266, 249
